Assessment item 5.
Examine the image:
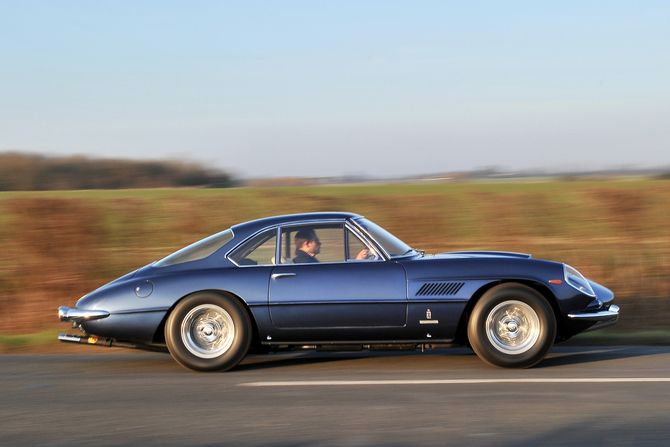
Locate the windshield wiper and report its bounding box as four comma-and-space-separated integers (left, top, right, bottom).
401, 248, 424, 256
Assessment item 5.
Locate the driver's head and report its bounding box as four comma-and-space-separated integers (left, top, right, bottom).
295, 229, 321, 255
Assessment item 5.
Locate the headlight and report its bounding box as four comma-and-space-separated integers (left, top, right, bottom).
564, 265, 596, 297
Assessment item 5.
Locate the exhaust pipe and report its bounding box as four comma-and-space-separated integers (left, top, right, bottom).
58, 334, 168, 353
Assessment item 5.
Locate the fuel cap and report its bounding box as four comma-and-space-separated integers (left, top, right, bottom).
134, 281, 154, 298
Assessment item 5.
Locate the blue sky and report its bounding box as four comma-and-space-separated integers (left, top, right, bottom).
1, 1, 669, 178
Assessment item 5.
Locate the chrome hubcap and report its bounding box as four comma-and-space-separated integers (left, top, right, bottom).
486, 300, 540, 355
181, 304, 235, 358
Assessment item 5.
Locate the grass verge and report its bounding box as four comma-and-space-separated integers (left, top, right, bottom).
0, 330, 136, 354
562, 330, 670, 346
0, 330, 63, 353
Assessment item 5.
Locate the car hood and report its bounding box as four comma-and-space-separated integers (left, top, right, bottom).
427, 251, 532, 260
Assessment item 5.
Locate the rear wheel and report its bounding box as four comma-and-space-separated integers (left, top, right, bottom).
468, 283, 556, 368
165, 292, 251, 372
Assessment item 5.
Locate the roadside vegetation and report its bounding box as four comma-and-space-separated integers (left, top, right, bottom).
1, 180, 669, 350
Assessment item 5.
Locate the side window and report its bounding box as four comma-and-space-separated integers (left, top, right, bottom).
280, 224, 344, 264
229, 229, 277, 266
346, 229, 379, 261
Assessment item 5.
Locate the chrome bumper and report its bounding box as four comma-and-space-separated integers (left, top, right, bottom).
568, 304, 620, 332
58, 306, 110, 323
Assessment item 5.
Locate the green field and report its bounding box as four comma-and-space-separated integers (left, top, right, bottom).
1, 180, 669, 347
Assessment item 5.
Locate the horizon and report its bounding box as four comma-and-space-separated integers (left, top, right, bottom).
3, 151, 668, 185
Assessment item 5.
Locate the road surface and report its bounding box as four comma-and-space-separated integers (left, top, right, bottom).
2, 346, 670, 446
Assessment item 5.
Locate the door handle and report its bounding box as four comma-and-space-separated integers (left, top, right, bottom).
271, 273, 297, 279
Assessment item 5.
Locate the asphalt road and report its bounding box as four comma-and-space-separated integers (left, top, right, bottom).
2, 346, 670, 447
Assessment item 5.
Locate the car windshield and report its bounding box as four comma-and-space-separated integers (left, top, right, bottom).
353, 218, 413, 257
154, 229, 234, 267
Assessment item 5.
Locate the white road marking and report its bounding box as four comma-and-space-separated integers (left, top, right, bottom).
240, 378, 670, 387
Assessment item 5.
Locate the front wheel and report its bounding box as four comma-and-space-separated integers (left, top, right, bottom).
467, 284, 556, 368
165, 293, 251, 372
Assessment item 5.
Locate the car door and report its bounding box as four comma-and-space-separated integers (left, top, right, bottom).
268, 223, 408, 340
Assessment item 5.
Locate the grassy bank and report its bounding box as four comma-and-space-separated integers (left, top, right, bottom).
1, 180, 669, 337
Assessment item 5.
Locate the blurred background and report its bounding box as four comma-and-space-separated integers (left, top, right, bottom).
1, 1, 669, 350
1, 170, 669, 349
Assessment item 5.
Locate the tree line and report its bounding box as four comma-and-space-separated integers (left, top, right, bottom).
0, 153, 235, 190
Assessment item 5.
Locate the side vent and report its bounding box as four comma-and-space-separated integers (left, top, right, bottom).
416, 282, 464, 297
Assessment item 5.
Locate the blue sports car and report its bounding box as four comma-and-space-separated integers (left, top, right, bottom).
58, 212, 619, 371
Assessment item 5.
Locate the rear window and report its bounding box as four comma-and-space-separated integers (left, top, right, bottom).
154, 229, 234, 267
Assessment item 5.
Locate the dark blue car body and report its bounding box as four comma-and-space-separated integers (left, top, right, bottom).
59, 212, 619, 370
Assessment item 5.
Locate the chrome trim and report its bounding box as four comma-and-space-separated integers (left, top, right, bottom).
111, 307, 170, 314
568, 304, 619, 322
344, 222, 385, 261
275, 219, 376, 264
226, 226, 279, 268
268, 299, 406, 306
486, 300, 540, 355
58, 334, 82, 342
226, 219, 349, 267
349, 219, 392, 260
226, 216, 399, 267
181, 304, 235, 358
271, 273, 297, 279
228, 218, 390, 267
58, 307, 110, 323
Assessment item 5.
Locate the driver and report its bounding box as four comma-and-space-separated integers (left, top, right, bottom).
292, 228, 370, 263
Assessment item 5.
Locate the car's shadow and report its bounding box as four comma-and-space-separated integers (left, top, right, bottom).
234, 357, 350, 372
536, 346, 658, 368
233, 346, 665, 371
234, 351, 391, 371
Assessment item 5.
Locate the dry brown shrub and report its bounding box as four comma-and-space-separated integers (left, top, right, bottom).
1, 183, 669, 338
588, 189, 648, 236
343, 194, 451, 251
297, 194, 348, 213
166, 195, 250, 243
0, 198, 104, 332
471, 191, 529, 241
518, 193, 563, 237
254, 189, 300, 216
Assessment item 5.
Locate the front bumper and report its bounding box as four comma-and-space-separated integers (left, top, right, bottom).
568, 304, 620, 332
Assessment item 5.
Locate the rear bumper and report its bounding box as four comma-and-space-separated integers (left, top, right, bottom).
568, 304, 619, 332
58, 306, 109, 323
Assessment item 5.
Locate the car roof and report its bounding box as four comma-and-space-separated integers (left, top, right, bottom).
230, 212, 362, 240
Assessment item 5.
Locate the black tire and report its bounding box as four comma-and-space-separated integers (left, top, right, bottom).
165, 292, 251, 372
467, 283, 556, 368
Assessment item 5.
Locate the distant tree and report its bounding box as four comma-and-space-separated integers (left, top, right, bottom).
0, 152, 235, 191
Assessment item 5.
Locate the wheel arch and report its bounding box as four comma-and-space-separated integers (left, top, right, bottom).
152, 289, 261, 349
453, 279, 567, 346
